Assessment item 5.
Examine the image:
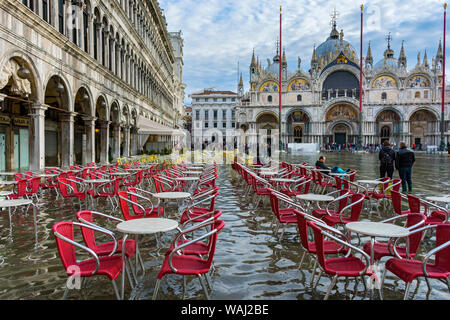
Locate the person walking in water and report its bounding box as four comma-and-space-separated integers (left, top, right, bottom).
395, 141, 416, 193
379, 140, 396, 179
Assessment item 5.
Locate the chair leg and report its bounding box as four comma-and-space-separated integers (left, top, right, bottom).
298, 251, 306, 269
404, 282, 411, 300
198, 275, 211, 300
112, 279, 122, 300
324, 275, 338, 300
313, 270, 323, 290
152, 279, 161, 300
62, 286, 70, 300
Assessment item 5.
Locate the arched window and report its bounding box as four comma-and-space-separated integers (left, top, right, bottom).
42, 0, 48, 22
381, 92, 387, 100
23, 0, 35, 11
415, 91, 421, 99
297, 94, 302, 102
424, 90, 429, 99
268, 95, 273, 103
381, 126, 391, 138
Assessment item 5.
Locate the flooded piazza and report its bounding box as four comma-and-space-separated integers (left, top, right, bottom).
0, 152, 448, 301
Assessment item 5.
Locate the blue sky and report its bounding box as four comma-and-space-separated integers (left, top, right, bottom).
160, 0, 449, 105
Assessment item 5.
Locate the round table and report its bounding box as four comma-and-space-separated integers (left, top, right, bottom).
154, 192, 192, 217
296, 194, 335, 215
0, 191, 13, 197
329, 172, 352, 177
346, 221, 410, 264
109, 172, 131, 176
0, 181, 18, 187
260, 171, 279, 177
426, 196, 450, 211
0, 198, 37, 243
183, 171, 202, 175
83, 179, 111, 208
116, 218, 179, 299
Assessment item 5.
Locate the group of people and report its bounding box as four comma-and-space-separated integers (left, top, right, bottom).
315, 140, 416, 194
379, 140, 416, 193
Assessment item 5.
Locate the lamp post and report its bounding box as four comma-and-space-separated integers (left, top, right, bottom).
278, 6, 283, 154
358, 4, 364, 151
440, 3, 447, 152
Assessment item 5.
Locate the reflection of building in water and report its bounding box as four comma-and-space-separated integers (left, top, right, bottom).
236, 10, 450, 148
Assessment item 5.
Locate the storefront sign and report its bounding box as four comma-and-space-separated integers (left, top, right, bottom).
13, 117, 30, 127
0, 114, 10, 125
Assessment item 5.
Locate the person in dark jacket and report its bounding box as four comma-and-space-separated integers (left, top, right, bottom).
379, 140, 396, 179
315, 156, 330, 171
395, 141, 416, 193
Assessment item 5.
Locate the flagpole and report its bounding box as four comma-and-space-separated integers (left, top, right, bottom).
440, 3, 447, 152
358, 4, 364, 150
279, 5, 283, 153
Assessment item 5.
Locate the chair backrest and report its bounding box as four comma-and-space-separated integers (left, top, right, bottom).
53, 221, 77, 272
117, 190, 143, 220
27, 176, 41, 194
435, 224, 450, 271
294, 209, 314, 253
391, 190, 403, 215
407, 194, 421, 213
340, 193, 365, 222
406, 213, 427, 255
76, 211, 98, 250
309, 221, 328, 270
57, 178, 72, 197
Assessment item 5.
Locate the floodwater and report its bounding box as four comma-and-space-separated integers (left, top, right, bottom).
0, 152, 449, 300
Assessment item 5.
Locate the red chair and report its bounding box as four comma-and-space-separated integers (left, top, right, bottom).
128, 187, 165, 218
321, 193, 366, 228
8, 179, 28, 200
250, 174, 272, 209
76, 210, 138, 285
92, 178, 122, 210
309, 220, 373, 300
52, 221, 125, 300
268, 190, 299, 241
57, 177, 86, 210
294, 210, 350, 281
363, 213, 426, 262
391, 190, 411, 216
312, 189, 350, 219
152, 219, 225, 300
407, 194, 448, 225
281, 178, 312, 197
381, 224, 450, 300
117, 190, 162, 221
24, 176, 41, 203
180, 188, 219, 224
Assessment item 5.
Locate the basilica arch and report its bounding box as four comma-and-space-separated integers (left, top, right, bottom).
324, 103, 359, 145
286, 109, 311, 143
375, 108, 402, 144
408, 109, 439, 148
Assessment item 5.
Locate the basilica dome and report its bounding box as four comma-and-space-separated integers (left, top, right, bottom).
315, 25, 358, 63
374, 57, 399, 72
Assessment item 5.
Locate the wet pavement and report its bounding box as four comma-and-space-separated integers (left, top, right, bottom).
0, 152, 448, 300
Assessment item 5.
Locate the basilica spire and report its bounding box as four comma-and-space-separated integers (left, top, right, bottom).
423, 50, 429, 69
365, 41, 373, 68
329, 8, 340, 40
398, 40, 407, 69
437, 39, 444, 60
251, 49, 256, 67
282, 48, 287, 67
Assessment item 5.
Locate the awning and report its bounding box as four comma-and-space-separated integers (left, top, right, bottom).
137, 117, 186, 136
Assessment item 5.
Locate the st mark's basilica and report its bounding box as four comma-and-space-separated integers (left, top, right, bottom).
236, 14, 450, 149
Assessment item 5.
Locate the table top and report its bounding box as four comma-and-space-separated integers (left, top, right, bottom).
296, 194, 334, 202
0, 181, 18, 185
271, 178, 296, 183
108, 172, 131, 176
175, 177, 200, 181
0, 172, 17, 176
39, 174, 58, 178
0, 191, 13, 196
346, 221, 410, 238
183, 171, 202, 175
116, 218, 179, 235
0, 198, 33, 207
426, 196, 450, 204
83, 179, 111, 184
186, 167, 203, 170
260, 172, 279, 176
357, 180, 382, 185
154, 192, 192, 200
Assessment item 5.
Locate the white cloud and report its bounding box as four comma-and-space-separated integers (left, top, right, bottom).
160, 0, 450, 104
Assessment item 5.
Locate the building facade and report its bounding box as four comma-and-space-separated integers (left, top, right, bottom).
237, 17, 450, 150
0, 0, 181, 171
190, 89, 237, 149
169, 30, 186, 130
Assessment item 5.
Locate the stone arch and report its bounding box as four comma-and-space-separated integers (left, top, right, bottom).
371, 73, 400, 89
0, 50, 42, 102
74, 84, 95, 116
95, 94, 109, 120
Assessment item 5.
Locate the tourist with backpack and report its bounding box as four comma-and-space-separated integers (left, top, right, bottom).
379, 140, 396, 179
395, 141, 416, 193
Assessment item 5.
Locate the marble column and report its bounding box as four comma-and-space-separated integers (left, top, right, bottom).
131, 127, 139, 156
110, 35, 115, 74
112, 124, 121, 160
98, 120, 110, 164
88, 13, 94, 57
29, 103, 48, 172
60, 112, 76, 169
82, 116, 96, 164
123, 125, 130, 157
103, 29, 109, 69
95, 21, 101, 61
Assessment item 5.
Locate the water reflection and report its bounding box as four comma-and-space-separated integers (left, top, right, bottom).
0, 153, 448, 300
